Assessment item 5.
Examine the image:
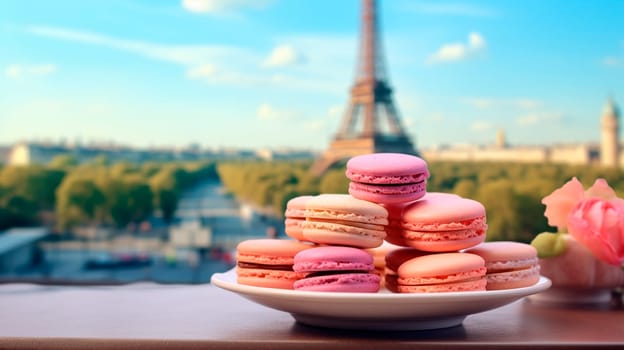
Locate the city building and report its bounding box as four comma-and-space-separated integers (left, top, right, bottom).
4, 141, 314, 166
422, 98, 619, 167
0, 227, 49, 274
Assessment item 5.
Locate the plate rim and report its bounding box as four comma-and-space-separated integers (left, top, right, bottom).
211, 268, 552, 302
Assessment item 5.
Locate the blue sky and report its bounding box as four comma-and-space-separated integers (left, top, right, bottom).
1, 0, 623, 151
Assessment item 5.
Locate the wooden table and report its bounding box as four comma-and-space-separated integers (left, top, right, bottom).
0, 282, 622, 349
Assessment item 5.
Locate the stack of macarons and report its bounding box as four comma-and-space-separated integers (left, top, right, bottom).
238, 193, 390, 292
235, 152, 541, 293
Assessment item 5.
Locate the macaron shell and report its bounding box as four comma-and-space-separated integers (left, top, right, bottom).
284, 218, 306, 241
305, 194, 388, 225
236, 239, 313, 265
465, 241, 538, 266
293, 273, 381, 292
285, 195, 315, 218
402, 194, 486, 225
397, 253, 486, 281
236, 268, 305, 289
485, 265, 541, 290
384, 248, 430, 273
346, 153, 429, 184
293, 246, 374, 272
397, 277, 487, 293
403, 230, 486, 252
302, 226, 385, 248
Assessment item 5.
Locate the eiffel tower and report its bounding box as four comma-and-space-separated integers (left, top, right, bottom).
310, 0, 418, 175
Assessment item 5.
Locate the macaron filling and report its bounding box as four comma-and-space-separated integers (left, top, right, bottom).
237, 262, 294, 270
349, 181, 427, 195
402, 216, 487, 232
345, 170, 429, 185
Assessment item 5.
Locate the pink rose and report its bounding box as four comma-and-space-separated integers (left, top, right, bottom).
542, 178, 617, 231
568, 197, 624, 266
542, 178, 584, 230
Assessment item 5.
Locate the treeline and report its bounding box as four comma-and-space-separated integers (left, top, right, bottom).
0, 157, 218, 231
217, 160, 624, 243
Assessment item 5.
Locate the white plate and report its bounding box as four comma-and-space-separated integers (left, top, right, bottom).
211, 269, 551, 331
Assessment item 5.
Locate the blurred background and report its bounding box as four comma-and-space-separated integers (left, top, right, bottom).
0, 0, 623, 284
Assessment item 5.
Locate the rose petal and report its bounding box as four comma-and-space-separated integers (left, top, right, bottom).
542, 177, 585, 230
568, 198, 624, 266
585, 178, 617, 200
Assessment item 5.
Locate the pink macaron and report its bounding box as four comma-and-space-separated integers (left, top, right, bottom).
346, 153, 430, 204
293, 246, 380, 292
395, 252, 487, 293
401, 193, 487, 252
284, 195, 314, 241
465, 241, 541, 290
236, 239, 313, 289
303, 194, 388, 248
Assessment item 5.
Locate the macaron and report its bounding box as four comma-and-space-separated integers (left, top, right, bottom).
346, 153, 430, 204
401, 193, 487, 252
384, 247, 429, 292
303, 194, 388, 248
395, 253, 487, 293
465, 241, 541, 290
365, 241, 402, 285
236, 239, 312, 289
383, 193, 460, 247
293, 246, 380, 292
383, 201, 412, 247
284, 195, 314, 241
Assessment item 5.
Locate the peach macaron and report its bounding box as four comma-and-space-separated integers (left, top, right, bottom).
392, 252, 487, 293
236, 239, 312, 289
465, 241, 540, 290
401, 193, 487, 252
303, 194, 388, 248
284, 195, 314, 241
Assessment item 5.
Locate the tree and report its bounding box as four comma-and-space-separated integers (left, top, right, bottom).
319, 169, 349, 194
55, 177, 105, 229
49, 154, 78, 168
107, 177, 153, 228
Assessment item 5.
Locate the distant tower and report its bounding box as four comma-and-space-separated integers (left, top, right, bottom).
495, 129, 507, 148
600, 97, 620, 167
310, 0, 417, 175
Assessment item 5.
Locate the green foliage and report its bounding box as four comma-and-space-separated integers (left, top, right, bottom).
2, 155, 624, 246
319, 169, 349, 194
0, 159, 219, 231
55, 177, 105, 229
49, 154, 78, 168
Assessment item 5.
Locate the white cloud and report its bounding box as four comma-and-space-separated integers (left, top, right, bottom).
471, 121, 493, 131
185, 63, 217, 79
263, 44, 304, 67
468, 32, 485, 50
5, 63, 57, 79
27, 25, 250, 66
516, 112, 563, 126
256, 103, 296, 121
327, 105, 343, 118
405, 2, 498, 17
182, 0, 272, 15
427, 32, 486, 64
